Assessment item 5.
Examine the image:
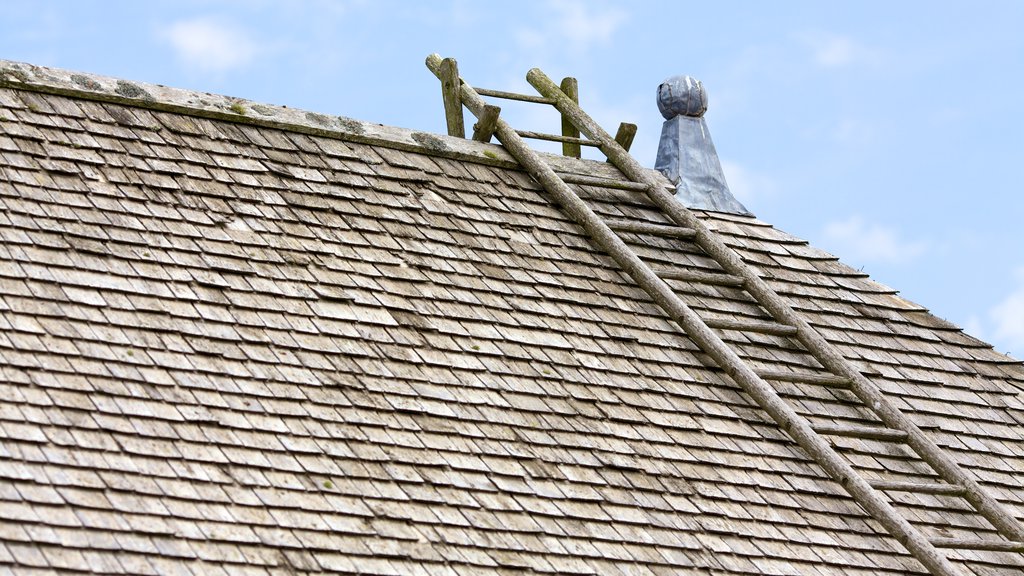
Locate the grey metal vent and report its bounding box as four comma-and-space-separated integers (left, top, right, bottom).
654, 75, 750, 215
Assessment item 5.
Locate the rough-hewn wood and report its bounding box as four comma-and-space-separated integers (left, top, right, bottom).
606, 220, 696, 239
439, 58, 465, 138
614, 122, 638, 152
705, 317, 799, 337
811, 424, 910, 441
472, 104, 501, 143
559, 172, 674, 192
526, 63, 966, 576
560, 173, 646, 191
755, 369, 851, 387
869, 481, 966, 496
475, 87, 555, 104
930, 538, 1024, 552
654, 268, 746, 287
560, 77, 581, 158
515, 130, 600, 146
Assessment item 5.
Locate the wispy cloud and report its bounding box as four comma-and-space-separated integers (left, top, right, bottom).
822, 215, 928, 265
492, 1, 629, 156
445, 0, 480, 28
161, 17, 260, 74
516, 1, 627, 58
799, 31, 878, 69
812, 35, 858, 67
833, 117, 875, 145
555, 0, 627, 55
964, 315, 985, 341
988, 268, 1024, 356
721, 160, 777, 205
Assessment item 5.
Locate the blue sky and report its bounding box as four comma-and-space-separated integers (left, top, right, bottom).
4, 1, 1023, 357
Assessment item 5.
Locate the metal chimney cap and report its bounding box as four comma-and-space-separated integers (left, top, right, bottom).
657, 76, 708, 119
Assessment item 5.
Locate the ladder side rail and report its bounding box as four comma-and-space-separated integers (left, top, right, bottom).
525, 66, 1024, 544
425, 53, 962, 576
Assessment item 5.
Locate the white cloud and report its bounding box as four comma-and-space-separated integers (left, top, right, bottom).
516, 1, 627, 58
555, 0, 627, 54
446, 0, 481, 27
800, 31, 877, 69
720, 160, 777, 205
515, 28, 546, 53
964, 315, 985, 341
988, 268, 1024, 355
833, 117, 875, 145
575, 93, 650, 161
822, 215, 928, 265
162, 18, 260, 74
814, 35, 857, 67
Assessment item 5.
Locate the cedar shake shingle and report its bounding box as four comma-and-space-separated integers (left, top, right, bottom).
0, 59, 1022, 575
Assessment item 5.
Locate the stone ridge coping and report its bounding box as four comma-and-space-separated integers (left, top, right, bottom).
0, 58, 646, 182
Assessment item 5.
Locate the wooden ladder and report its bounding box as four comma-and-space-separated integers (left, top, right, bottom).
425, 54, 1024, 576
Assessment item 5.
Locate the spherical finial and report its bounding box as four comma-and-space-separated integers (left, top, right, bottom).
657, 76, 708, 119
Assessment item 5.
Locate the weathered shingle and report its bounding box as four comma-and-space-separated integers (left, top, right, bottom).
0, 60, 1022, 575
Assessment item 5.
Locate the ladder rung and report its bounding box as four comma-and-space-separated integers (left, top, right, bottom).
557, 173, 654, 192
516, 130, 601, 146
868, 480, 966, 496
704, 317, 798, 336
606, 220, 696, 239
929, 537, 1024, 552
654, 268, 745, 287
755, 369, 850, 387
812, 423, 909, 441
475, 87, 556, 105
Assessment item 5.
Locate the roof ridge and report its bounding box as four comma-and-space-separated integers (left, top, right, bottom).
0, 58, 672, 186
0, 58, 507, 164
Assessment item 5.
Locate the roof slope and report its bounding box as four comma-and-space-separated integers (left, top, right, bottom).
0, 61, 1023, 576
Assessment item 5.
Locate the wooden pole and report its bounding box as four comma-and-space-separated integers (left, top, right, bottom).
439, 58, 465, 138
560, 77, 581, 158
613, 122, 637, 152
472, 104, 500, 143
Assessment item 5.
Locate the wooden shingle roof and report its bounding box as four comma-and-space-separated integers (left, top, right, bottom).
0, 60, 1022, 575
